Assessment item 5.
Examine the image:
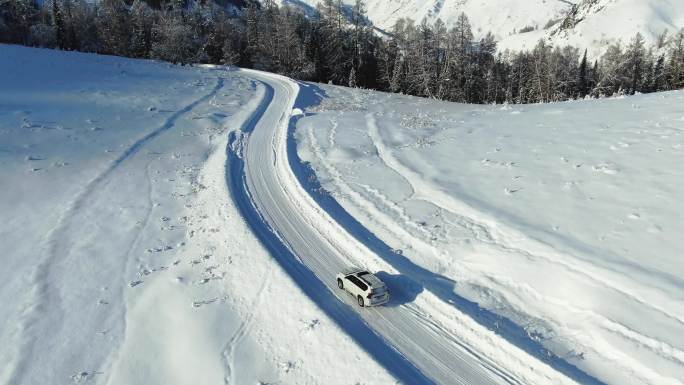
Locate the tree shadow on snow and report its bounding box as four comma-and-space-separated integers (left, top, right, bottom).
287, 81, 607, 385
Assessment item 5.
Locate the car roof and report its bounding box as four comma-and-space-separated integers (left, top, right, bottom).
341, 266, 365, 275
342, 268, 386, 288
357, 271, 385, 288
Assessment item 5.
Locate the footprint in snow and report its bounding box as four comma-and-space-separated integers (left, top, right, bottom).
278, 361, 297, 374
302, 319, 320, 331
71, 371, 101, 383
192, 297, 220, 308
146, 245, 173, 253
592, 163, 620, 175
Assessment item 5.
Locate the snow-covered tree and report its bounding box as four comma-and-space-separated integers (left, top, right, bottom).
151, 13, 199, 64
4, 1, 684, 103
667, 29, 684, 89
578, 49, 589, 97
625, 32, 646, 94
0, 0, 39, 44
97, 0, 131, 56
129, 0, 154, 57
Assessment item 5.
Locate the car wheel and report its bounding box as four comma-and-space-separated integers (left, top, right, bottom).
357, 296, 365, 307
337, 279, 344, 289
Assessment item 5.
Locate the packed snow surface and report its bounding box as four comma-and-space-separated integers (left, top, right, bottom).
4, 42, 683, 385
0, 44, 398, 385
295, 84, 684, 385
231, 69, 587, 385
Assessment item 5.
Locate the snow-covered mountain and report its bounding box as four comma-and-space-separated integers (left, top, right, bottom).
276, 0, 684, 56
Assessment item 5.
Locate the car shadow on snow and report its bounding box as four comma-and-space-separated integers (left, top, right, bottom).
287, 81, 607, 385
374, 271, 423, 307
227, 78, 438, 385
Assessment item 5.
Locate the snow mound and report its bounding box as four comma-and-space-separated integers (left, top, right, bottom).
295, 83, 684, 385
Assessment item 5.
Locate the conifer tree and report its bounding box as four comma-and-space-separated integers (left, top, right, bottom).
4, 1, 684, 103
578, 49, 589, 97
625, 32, 646, 94
667, 29, 684, 89
130, 0, 154, 58
52, 0, 66, 49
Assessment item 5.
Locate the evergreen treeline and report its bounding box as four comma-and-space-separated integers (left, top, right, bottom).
2, 0, 684, 103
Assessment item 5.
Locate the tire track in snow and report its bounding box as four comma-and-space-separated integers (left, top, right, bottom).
364, 112, 684, 348
286, 88, 605, 384
365, 112, 684, 382
326, 111, 682, 384
226, 72, 440, 385
235, 72, 585, 385
100, 161, 156, 385
222, 265, 273, 385
7, 77, 226, 385
366, 112, 684, 326
305, 122, 430, 242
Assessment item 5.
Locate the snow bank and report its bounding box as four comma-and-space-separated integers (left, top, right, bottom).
295, 83, 684, 385
0, 44, 396, 385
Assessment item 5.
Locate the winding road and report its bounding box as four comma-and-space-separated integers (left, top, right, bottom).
227, 69, 553, 385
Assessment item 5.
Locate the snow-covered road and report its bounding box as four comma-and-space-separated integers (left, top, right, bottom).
2, 46, 402, 385
230, 70, 584, 385
3, 45, 649, 384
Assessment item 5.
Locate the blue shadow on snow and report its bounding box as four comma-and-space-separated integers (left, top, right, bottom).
286, 81, 607, 385
226, 80, 437, 385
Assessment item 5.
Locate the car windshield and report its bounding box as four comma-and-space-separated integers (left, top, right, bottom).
357, 271, 370, 277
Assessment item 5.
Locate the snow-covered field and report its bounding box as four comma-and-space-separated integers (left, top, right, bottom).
0, 45, 398, 385
295, 85, 684, 385
3, 42, 683, 385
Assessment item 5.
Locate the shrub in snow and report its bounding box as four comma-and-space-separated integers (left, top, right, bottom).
29, 24, 56, 47
151, 17, 199, 65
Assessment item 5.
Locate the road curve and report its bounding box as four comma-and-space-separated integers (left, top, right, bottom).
230, 69, 520, 385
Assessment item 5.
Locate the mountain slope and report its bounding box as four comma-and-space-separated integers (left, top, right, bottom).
276, 0, 684, 56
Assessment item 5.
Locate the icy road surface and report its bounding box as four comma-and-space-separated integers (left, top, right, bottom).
230, 69, 588, 385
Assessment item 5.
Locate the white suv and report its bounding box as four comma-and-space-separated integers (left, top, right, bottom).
336, 268, 390, 307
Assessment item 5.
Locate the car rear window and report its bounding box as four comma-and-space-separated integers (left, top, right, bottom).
347, 275, 368, 291
372, 287, 387, 294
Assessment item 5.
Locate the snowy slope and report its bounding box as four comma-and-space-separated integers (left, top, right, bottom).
295, 85, 684, 385
535, 0, 684, 54
0, 44, 398, 385
231, 68, 591, 385
277, 0, 684, 56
